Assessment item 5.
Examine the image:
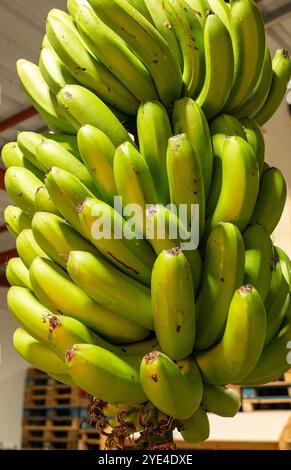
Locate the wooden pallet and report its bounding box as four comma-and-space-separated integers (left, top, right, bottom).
242, 397, 291, 412
23, 406, 88, 419
25, 385, 87, 407
23, 417, 81, 428
23, 425, 80, 450
78, 429, 106, 451
26, 369, 62, 387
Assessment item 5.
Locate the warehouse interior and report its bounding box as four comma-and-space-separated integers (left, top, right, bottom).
0, 0, 291, 450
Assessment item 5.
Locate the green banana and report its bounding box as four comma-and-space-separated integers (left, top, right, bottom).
207, 136, 259, 233
151, 248, 195, 360
202, 384, 241, 417
16, 229, 50, 268
77, 124, 117, 205
196, 12, 234, 119
4, 166, 43, 217
69, 0, 158, 103
178, 407, 210, 444
29, 257, 148, 343
39, 45, 78, 95
116, 338, 159, 357
251, 167, 287, 235
140, 352, 202, 419
137, 101, 171, 205
207, 114, 246, 216
6, 258, 32, 289
36, 139, 95, 192
67, 251, 153, 330
235, 47, 273, 119
207, 0, 231, 30
4, 206, 31, 238
46, 11, 138, 115
113, 141, 158, 235
32, 212, 99, 269
173, 98, 213, 198
276, 246, 291, 291
224, 0, 265, 113
35, 186, 59, 215
240, 118, 265, 176
195, 285, 267, 385
88, 0, 182, 106
48, 373, 76, 386
66, 343, 147, 403
1, 142, 43, 178
146, 204, 202, 294
13, 328, 67, 375
16, 59, 74, 133
144, 0, 182, 68
185, 0, 209, 27
45, 166, 95, 236
126, 0, 153, 22
78, 197, 155, 286
167, 133, 205, 237
243, 224, 273, 302
254, 48, 291, 126
57, 85, 132, 146
196, 223, 245, 350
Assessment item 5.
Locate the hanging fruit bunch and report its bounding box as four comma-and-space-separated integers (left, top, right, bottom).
2, 0, 291, 449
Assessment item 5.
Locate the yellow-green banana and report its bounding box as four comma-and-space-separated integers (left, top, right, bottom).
35, 186, 59, 215
29, 256, 148, 343
16, 229, 50, 268
195, 285, 267, 385
48, 373, 76, 386
196, 12, 234, 119
151, 248, 195, 360
39, 45, 78, 95
202, 384, 241, 417
13, 328, 67, 375
173, 97, 213, 198
196, 223, 245, 350
240, 118, 265, 176
137, 101, 171, 205
276, 246, 291, 291
254, 48, 291, 126
88, 0, 182, 106
185, 0, 209, 27
6, 258, 32, 289
77, 124, 117, 205
32, 212, 99, 269
251, 167, 287, 235
243, 224, 273, 302
4, 206, 31, 238
4, 166, 42, 217
66, 343, 147, 403
1, 142, 43, 179
207, 0, 231, 30
140, 352, 202, 419
178, 407, 210, 444
67, 251, 153, 330
78, 197, 155, 286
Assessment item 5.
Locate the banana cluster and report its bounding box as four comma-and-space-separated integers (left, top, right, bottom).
2, 0, 291, 448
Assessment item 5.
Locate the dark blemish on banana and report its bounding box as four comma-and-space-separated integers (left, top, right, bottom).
107, 252, 139, 275
151, 375, 158, 383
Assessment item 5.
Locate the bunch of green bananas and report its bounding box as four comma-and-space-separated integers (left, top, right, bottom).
2, 0, 291, 447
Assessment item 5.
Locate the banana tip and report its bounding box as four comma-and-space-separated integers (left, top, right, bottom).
66, 346, 77, 363
145, 351, 160, 365
49, 315, 61, 332
238, 285, 253, 295
167, 247, 181, 257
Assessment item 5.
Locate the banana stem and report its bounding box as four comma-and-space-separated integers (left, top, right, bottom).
145, 431, 176, 450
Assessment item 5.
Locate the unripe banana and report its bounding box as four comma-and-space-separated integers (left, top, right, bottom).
207, 114, 246, 216
67, 251, 153, 330
48, 373, 76, 386
29, 257, 148, 344
46, 12, 138, 115
70, 0, 158, 103
151, 248, 195, 360
276, 246, 291, 290
243, 224, 273, 302
57, 85, 131, 146
235, 47, 273, 119
13, 328, 67, 375
77, 125, 117, 205
202, 384, 241, 417
4, 206, 31, 238
35, 186, 59, 215
16, 229, 50, 268
16, 59, 75, 134
224, 0, 265, 113
6, 258, 32, 289
140, 352, 202, 420
167, 133, 205, 237
39, 45, 78, 95
185, 0, 209, 27
137, 101, 171, 205
240, 118, 265, 176
78, 197, 155, 286
126, 0, 153, 22
207, 136, 259, 233
254, 48, 291, 126
195, 285, 267, 385
117, 338, 159, 357
207, 0, 231, 30
88, 0, 183, 107
196, 12, 234, 119
66, 343, 147, 403
178, 407, 210, 444
32, 212, 99, 269
45, 166, 95, 236
173, 98, 213, 198
196, 223, 245, 350
1, 142, 43, 179
4, 166, 43, 217
251, 167, 287, 235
